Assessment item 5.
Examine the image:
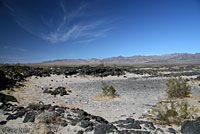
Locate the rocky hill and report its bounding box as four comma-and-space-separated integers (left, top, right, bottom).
41, 53, 200, 65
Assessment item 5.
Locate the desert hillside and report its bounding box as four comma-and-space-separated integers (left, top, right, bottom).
40, 53, 200, 65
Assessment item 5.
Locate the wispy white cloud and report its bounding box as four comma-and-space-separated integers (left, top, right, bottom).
41, 21, 113, 43
2, 45, 27, 52
3, 0, 114, 44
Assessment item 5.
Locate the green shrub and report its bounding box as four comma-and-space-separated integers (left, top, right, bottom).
102, 82, 109, 95
42, 67, 49, 72
101, 82, 117, 97
98, 63, 105, 68
166, 77, 191, 98
147, 100, 198, 125
109, 85, 116, 96
52, 65, 59, 69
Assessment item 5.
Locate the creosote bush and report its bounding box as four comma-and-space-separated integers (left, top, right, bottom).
146, 76, 198, 125
166, 76, 191, 98
147, 100, 198, 125
101, 82, 117, 97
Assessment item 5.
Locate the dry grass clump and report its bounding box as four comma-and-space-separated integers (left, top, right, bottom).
40, 111, 59, 125
101, 82, 118, 97
30, 110, 62, 134
146, 99, 198, 125
166, 77, 191, 98
93, 94, 120, 100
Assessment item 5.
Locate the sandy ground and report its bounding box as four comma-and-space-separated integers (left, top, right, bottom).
1, 73, 200, 134
9, 74, 166, 121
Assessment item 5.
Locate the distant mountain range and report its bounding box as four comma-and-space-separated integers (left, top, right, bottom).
41, 53, 200, 65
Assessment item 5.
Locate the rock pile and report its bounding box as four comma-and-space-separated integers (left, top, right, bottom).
0, 70, 19, 91
0, 101, 181, 134
43, 87, 71, 96
0, 93, 17, 104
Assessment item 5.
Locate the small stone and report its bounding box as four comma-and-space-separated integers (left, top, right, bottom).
29, 114, 35, 122
77, 130, 84, 134
46, 131, 54, 134
0, 120, 7, 125
85, 126, 94, 132
168, 128, 176, 134
94, 124, 117, 134
61, 120, 68, 127
23, 112, 35, 123
6, 114, 17, 120
80, 120, 91, 128
156, 128, 164, 133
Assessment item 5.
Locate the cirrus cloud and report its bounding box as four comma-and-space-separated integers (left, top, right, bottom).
3, 0, 114, 44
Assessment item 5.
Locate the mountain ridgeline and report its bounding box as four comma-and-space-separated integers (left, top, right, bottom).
41, 53, 200, 65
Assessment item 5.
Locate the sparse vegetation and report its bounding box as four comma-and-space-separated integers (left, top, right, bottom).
31, 110, 61, 134
98, 63, 105, 69
52, 65, 60, 69
147, 99, 198, 125
146, 76, 198, 125
101, 82, 117, 97
166, 77, 191, 98
40, 110, 61, 125
42, 66, 49, 72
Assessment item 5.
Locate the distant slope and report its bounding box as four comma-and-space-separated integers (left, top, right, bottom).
40, 53, 200, 65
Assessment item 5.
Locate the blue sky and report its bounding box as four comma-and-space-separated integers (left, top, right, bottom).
0, 0, 200, 63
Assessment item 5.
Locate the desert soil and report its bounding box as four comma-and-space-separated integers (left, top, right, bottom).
1, 73, 200, 134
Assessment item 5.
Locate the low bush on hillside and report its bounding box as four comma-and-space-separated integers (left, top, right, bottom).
101, 82, 117, 97
146, 99, 198, 125
166, 77, 191, 98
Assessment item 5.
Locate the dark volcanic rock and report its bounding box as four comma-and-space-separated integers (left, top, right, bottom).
23, 112, 35, 123
0, 93, 17, 103
6, 114, 18, 120
60, 120, 68, 127
85, 125, 94, 132
113, 118, 135, 124
117, 123, 141, 129
80, 120, 93, 128
68, 118, 81, 126
0, 69, 25, 90
95, 116, 109, 124
194, 76, 200, 81
168, 128, 176, 134
6, 109, 26, 121
0, 102, 16, 111
43, 87, 70, 96
0, 120, 7, 125
46, 131, 54, 134
56, 107, 66, 114
29, 113, 35, 122
135, 120, 156, 130
94, 123, 117, 134
14, 110, 26, 118
0, 70, 9, 90
181, 118, 200, 134
118, 130, 150, 134
77, 130, 84, 134
155, 128, 164, 133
